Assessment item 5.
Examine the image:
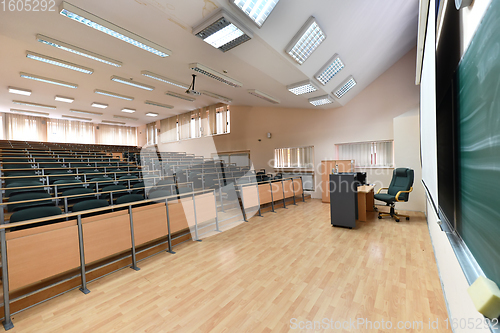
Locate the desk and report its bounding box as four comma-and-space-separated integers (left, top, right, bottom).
357, 185, 374, 222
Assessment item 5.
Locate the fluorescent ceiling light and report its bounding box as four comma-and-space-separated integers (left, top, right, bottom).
145, 112, 158, 117
193, 9, 252, 52
315, 54, 344, 86
12, 100, 56, 109
36, 34, 122, 67
10, 108, 49, 116
165, 91, 195, 102
285, 16, 326, 65
189, 63, 242, 87
287, 80, 319, 95
230, 0, 280, 28
308, 95, 334, 106
145, 100, 174, 109
20, 72, 78, 89
333, 76, 356, 98
102, 120, 126, 125
70, 109, 103, 116
55, 96, 74, 103
26, 51, 93, 74
121, 108, 136, 113
91, 102, 108, 109
201, 90, 232, 103
62, 115, 92, 121
247, 89, 280, 104
111, 76, 155, 91
114, 115, 138, 121
95, 89, 134, 101
8, 87, 32, 96
141, 71, 189, 89
59, 1, 171, 57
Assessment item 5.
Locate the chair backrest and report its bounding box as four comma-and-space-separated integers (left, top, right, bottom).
8, 192, 53, 212
148, 190, 172, 200
115, 194, 144, 205
10, 206, 62, 223
387, 168, 414, 202
72, 199, 109, 212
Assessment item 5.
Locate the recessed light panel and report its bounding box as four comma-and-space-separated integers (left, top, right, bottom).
36, 34, 122, 67
145, 112, 158, 117
145, 100, 174, 109
62, 115, 92, 121
26, 51, 94, 74
287, 80, 319, 95
121, 108, 136, 113
91, 102, 108, 109
231, 0, 280, 28
55, 96, 75, 103
70, 109, 103, 116
10, 108, 50, 116
308, 95, 334, 106
114, 115, 138, 120
247, 89, 280, 104
333, 76, 356, 98
201, 90, 232, 103
141, 71, 189, 89
315, 54, 344, 85
102, 120, 126, 125
8, 87, 32, 96
189, 63, 242, 87
12, 100, 56, 109
59, 1, 171, 57
111, 76, 154, 91
285, 16, 326, 65
20, 72, 78, 89
193, 9, 252, 52
165, 91, 195, 102
94, 89, 134, 101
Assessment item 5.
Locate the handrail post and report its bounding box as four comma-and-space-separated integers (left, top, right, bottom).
1, 228, 14, 330
238, 185, 248, 222
128, 206, 140, 271
165, 198, 175, 254
192, 192, 201, 242
281, 179, 287, 209
291, 177, 297, 205
64, 197, 68, 215
269, 181, 275, 213
301, 177, 305, 202
77, 215, 90, 294
214, 189, 221, 231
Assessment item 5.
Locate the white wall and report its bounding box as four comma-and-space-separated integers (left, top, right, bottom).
394, 109, 425, 211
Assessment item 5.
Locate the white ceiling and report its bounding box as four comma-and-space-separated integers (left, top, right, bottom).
0, 0, 419, 126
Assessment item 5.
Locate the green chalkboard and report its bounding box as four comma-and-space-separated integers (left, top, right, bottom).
458, 1, 500, 286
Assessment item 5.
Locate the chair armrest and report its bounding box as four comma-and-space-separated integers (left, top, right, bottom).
376, 187, 388, 194
395, 187, 413, 202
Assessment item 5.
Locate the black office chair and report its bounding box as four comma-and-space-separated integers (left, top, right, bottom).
374, 168, 414, 222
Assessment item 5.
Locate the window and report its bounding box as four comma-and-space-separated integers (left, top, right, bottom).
274, 146, 314, 169
337, 141, 393, 167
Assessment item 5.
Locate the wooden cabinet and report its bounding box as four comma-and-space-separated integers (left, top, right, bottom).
321, 160, 354, 203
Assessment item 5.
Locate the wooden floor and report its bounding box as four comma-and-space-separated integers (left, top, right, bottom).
7, 199, 450, 332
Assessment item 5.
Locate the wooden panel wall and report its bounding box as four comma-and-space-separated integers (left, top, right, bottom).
241, 185, 260, 209
293, 178, 303, 197
282, 179, 294, 198
272, 182, 284, 201
258, 183, 272, 205
7, 221, 80, 290
132, 203, 168, 246
83, 211, 131, 264
167, 200, 190, 234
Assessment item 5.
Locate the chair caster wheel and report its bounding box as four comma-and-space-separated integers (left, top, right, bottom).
406, 217, 410, 220
395, 219, 400, 222
378, 216, 382, 219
